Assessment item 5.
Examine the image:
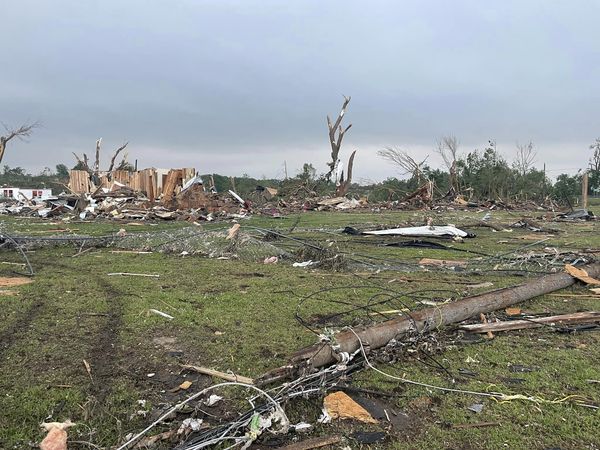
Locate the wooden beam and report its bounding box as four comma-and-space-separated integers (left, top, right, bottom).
459, 311, 600, 333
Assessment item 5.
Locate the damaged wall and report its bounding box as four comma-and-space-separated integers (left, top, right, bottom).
68, 167, 196, 199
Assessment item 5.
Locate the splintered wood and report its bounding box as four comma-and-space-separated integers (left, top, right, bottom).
564, 264, 600, 285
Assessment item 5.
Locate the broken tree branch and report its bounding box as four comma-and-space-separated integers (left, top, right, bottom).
107, 142, 129, 172
0, 121, 39, 165
181, 364, 254, 384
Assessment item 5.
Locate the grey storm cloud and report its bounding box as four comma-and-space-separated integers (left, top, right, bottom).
1, 0, 598, 179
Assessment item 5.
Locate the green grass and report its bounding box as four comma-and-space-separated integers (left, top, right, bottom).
0, 210, 599, 449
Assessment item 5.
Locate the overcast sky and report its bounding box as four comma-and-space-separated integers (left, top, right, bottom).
1, 0, 598, 181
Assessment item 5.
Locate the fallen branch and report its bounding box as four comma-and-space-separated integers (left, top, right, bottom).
452, 422, 500, 429
181, 364, 254, 385
460, 311, 600, 333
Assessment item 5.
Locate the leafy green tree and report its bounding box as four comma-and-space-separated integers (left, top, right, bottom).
553, 173, 581, 205
55, 164, 70, 179
457, 146, 514, 199
588, 138, 600, 194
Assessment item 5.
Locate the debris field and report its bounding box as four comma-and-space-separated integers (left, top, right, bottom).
0, 202, 599, 450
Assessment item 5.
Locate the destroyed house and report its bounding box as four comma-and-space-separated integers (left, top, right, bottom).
1, 187, 53, 201
68, 168, 197, 201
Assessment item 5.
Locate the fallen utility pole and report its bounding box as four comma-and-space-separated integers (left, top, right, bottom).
289, 264, 600, 370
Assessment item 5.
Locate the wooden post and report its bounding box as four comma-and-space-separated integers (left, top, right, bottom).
582, 171, 589, 209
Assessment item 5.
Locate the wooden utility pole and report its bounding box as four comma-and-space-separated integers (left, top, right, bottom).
543, 163, 546, 198
286, 263, 600, 371
582, 171, 589, 209
284, 161, 288, 180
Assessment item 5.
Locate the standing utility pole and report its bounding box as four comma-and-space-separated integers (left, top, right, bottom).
582, 171, 589, 209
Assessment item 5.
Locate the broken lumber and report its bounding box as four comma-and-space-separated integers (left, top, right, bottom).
459, 311, 600, 333
288, 263, 600, 370
419, 258, 467, 267
107, 272, 160, 278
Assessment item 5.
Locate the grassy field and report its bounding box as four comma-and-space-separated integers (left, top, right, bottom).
0, 209, 599, 449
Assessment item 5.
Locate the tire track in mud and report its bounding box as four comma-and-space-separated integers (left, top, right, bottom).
85, 276, 124, 403
0, 296, 45, 360
0, 258, 126, 404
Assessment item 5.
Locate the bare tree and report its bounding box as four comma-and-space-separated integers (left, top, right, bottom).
589, 138, 600, 173
0, 122, 39, 165
377, 147, 429, 184
436, 135, 459, 195
514, 141, 536, 176
325, 96, 353, 183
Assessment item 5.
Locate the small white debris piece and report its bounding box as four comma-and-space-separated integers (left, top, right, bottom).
204, 394, 223, 406
149, 309, 174, 320
468, 403, 484, 413
178, 418, 203, 434
147, 373, 156, 378
292, 422, 312, 433
317, 408, 332, 424
292, 260, 316, 268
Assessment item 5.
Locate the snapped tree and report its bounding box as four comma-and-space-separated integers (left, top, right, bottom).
325, 96, 357, 196
72, 138, 130, 184
0, 122, 39, 165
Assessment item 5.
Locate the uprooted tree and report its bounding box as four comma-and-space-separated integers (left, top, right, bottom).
0, 122, 39, 165
325, 96, 357, 196
72, 138, 130, 184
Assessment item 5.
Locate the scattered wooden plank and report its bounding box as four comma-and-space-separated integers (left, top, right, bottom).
419, 258, 467, 267
107, 272, 159, 278
278, 435, 342, 450
181, 364, 254, 385
460, 311, 600, 333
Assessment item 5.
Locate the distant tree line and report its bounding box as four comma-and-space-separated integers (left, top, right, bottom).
0, 137, 597, 207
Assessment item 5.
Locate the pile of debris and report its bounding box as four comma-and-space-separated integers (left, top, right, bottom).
0, 168, 254, 221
